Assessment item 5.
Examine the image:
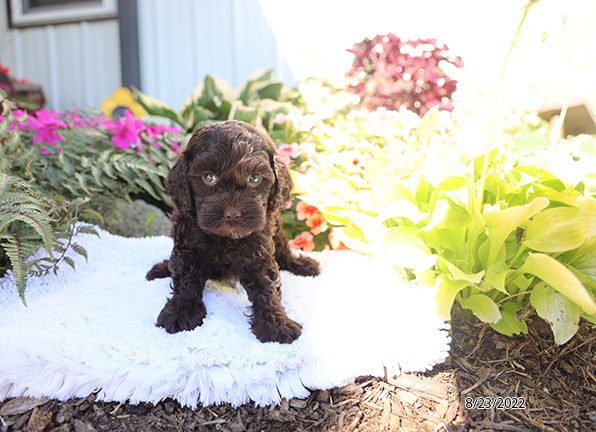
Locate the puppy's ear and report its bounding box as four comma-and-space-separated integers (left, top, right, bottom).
166, 150, 194, 215
269, 155, 293, 211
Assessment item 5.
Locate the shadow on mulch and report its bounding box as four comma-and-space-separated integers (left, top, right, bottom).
2, 316, 595, 432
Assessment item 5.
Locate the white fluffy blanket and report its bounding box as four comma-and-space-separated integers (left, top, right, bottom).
0, 228, 450, 408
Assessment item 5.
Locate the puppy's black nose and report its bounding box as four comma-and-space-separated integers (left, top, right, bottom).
224, 208, 242, 221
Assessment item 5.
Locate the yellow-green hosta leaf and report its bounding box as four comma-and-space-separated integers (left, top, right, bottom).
429, 176, 466, 212
441, 258, 485, 283
318, 207, 350, 225
484, 197, 549, 266
415, 269, 437, 287
434, 275, 470, 319
530, 282, 581, 345
459, 293, 502, 324
565, 236, 596, 284
299, 192, 346, 209
343, 210, 385, 244
490, 302, 528, 336
382, 227, 438, 270
524, 200, 596, 253
363, 159, 413, 203
332, 226, 371, 254
415, 176, 434, 210
520, 253, 596, 315
483, 262, 512, 294
422, 197, 471, 231
376, 200, 427, 224
510, 274, 532, 293
531, 183, 577, 206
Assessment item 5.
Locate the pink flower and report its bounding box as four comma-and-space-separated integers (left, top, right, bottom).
288, 231, 315, 252
296, 201, 319, 221
104, 109, 146, 150
25, 110, 67, 153
143, 124, 182, 151
277, 143, 300, 159
305, 212, 328, 235
272, 112, 289, 124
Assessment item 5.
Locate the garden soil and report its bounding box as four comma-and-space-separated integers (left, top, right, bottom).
1, 315, 595, 432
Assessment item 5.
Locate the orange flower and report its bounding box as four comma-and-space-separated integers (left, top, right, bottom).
305, 212, 328, 235
328, 229, 350, 250
296, 201, 318, 221
288, 231, 315, 252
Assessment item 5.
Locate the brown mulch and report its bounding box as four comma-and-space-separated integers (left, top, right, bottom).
2, 315, 596, 432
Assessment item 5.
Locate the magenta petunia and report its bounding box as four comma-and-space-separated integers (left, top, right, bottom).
25, 110, 67, 152
104, 109, 146, 150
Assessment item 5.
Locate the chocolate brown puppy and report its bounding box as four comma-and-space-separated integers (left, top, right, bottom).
146, 120, 319, 343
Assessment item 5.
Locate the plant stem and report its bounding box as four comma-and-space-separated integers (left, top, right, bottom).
477, 1, 539, 205
510, 244, 528, 268
497, 290, 531, 305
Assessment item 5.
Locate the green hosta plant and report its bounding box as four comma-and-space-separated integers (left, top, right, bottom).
294, 107, 596, 345
133, 69, 302, 141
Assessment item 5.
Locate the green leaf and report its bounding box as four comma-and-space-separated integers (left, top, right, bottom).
363, 159, 413, 203
490, 302, 528, 336
257, 82, 283, 100
382, 226, 438, 270
564, 236, 596, 284
376, 199, 427, 224
524, 200, 596, 253
343, 210, 384, 244
530, 282, 581, 345
415, 176, 434, 210
144, 213, 155, 237
531, 183, 577, 206
63, 256, 75, 270
70, 243, 88, 260
132, 87, 180, 124
422, 197, 471, 231
429, 176, 466, 213
484, 197, 549, 266
459, 293, 502, 323
520, 253, 596, 315
236, 69, 275, 104
482, 262, 512, 294
434, 275, 470, 319
441, 257, 485, 283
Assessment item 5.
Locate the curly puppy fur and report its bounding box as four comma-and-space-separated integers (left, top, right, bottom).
146, 120, 320, 343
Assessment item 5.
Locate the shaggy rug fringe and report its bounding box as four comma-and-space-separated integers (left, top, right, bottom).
0, 227, 450, 407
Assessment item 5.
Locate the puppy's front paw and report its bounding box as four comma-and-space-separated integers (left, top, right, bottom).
252, 316, 302, 344
286, 256, 320, 277
156, 298, 206, 333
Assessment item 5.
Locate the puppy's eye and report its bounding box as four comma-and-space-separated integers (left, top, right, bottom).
202, 173, 216, 185
248, 174, 261, 184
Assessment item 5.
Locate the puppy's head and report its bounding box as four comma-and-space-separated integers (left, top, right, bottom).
167, 120, 292, 239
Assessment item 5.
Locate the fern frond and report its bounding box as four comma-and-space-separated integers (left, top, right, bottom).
0, 234, 37, 304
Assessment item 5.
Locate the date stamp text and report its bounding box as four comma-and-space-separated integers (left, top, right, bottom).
464, 397, 526, 410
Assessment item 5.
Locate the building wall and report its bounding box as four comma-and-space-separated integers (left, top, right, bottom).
137, 0, 293, 110
0, 0, 292, 111
0, 1, 121, 111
